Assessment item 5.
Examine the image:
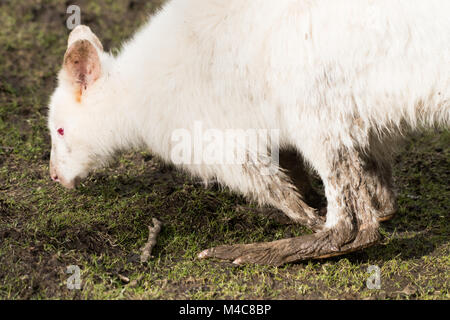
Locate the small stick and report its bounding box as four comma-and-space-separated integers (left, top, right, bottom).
140, 218, 163, 263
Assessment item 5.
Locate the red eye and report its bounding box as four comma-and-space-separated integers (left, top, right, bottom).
57, 128, 64, 136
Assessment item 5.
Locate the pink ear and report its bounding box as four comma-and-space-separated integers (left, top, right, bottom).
63, 39, 101, 101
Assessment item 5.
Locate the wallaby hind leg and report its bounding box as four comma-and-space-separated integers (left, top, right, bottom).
364, 156, 397, 222
315, 155, 397, 223
279, 149, 325, 210
364, 139, 398, 222
199, 148, 381, 266
279, 148, 397, 222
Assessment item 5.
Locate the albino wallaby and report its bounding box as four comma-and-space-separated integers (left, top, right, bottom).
48, 0, 449, 265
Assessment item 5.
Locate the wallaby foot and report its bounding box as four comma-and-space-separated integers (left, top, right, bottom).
198, 226, 380, 266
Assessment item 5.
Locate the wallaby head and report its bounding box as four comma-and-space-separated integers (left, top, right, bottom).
48, 25, 112, 189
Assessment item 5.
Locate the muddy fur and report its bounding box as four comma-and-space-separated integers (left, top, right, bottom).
242, 158, 323, 231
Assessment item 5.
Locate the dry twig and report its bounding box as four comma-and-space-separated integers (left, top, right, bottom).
140, 218, 163, 263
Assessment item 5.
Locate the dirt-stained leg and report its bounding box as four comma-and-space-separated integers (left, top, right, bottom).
363, 139, 398, 222
199, 148, 382, 266
296, 147, 397, 223
279, 149, 324, 209
280, 148, 394, 223
208, 158, 326, 232
255, 149, 325, 225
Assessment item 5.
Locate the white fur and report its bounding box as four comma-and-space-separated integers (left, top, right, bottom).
48, 0, 449, 225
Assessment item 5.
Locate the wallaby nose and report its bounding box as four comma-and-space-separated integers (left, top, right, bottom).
49, 161, 59, 182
